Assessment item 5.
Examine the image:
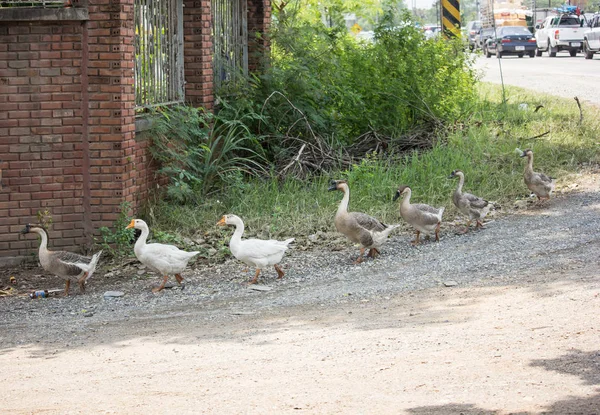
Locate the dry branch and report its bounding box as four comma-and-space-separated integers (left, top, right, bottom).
574, 96, 583, 125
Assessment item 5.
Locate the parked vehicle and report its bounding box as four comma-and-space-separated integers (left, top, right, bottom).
478, 27, 496, 52
423, 24, 442, 40
534, 12, 584, 57
583, 13, 600, 59
485, 26, 537, 58
466, 20, 482, 50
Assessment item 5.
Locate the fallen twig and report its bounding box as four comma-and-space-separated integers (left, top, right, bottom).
527, 131, 550, 140
574, 96, 583, 125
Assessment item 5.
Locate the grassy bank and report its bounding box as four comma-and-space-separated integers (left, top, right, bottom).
137, 83, 600, 251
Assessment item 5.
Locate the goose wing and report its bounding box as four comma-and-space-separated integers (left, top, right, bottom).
463, 192, 489, 209
49, 251, 91, 277
412, 204, 443, 225
239, 238, 292, 257
350, 212, 387, 232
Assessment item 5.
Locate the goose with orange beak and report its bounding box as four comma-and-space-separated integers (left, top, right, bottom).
217, 214, 294, 284
126, 219, 199, 293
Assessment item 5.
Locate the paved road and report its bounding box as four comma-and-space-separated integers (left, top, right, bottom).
474, 53, 600, 105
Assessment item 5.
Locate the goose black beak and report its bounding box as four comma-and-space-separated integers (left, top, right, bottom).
392, 191, 400, 202
447, 174, 455, 179
20, 224, 31, 234
328, 181, 337, 191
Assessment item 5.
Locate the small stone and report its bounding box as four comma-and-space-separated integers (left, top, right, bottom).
208, 248, 217, 256
84, 312, 94, 318
248, 285, 272, 292
308, 234, 318, 242
104, 291, 125, 298
137, 270, 145, 275
443, 281, 458, 287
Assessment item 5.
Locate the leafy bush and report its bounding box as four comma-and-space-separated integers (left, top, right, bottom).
235, 9, 475, 145
97, 202, 135, 258
144, 103, 266, 203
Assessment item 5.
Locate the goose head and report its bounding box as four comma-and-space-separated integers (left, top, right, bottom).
217, 214, 242, 227
328, 179, 348, 192
520, 148, 533, 158
20, 223, 46, 235
448, 169, 464, 179
393, 185, 410, 201
126, 219, 148, 231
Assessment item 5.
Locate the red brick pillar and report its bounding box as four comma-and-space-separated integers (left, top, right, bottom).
86, 0, 136, 232
184, 0, 214, 109
247, 0, 271, 72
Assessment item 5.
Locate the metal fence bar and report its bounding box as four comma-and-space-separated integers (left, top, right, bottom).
213, 0, 248, 90
134, 0, 184, 109
0, 0, 66, 7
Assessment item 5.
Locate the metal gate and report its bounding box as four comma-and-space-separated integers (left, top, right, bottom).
212, 0, 248, 90
134, 0, 184, 109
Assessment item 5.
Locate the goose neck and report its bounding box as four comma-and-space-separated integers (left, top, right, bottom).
337, 184, 350, 216
135, 224, 150, 251
456, 174, 465, 194
401, 188, 412, 209
34, 228, 49, 253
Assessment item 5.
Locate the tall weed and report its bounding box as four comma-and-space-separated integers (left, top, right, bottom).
144, 104, 266, 203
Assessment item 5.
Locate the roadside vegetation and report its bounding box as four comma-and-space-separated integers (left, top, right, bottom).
105, 8, 600, 258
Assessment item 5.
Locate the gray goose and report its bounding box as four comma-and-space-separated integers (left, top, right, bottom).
519, 149, 555, 202
329, 180, 399, 264
394, 186, 444, 245
448, 170, 492, 232
21, 223, 102, 296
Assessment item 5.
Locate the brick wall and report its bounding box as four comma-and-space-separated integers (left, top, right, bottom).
0, 21, 86, 261
0, 0, 270, 265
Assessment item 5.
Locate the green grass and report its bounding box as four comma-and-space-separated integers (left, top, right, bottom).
141, 83, 600, 246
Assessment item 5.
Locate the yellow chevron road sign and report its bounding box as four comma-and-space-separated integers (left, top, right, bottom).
441, 0, 461, 38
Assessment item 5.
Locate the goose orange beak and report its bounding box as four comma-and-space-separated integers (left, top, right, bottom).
217, 216, 226, 226
126, 219, 135, 229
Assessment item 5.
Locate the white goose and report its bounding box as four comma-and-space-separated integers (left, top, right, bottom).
217, 214, 294, 284
126, 219, 199, 292
21, 223, 102, 296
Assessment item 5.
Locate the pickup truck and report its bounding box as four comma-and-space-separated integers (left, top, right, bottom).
535, 14, 584, 57
583, 12, 600, 59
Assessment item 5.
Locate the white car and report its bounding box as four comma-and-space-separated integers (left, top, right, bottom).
535, 14, 584, 57
583, 13, 600, 59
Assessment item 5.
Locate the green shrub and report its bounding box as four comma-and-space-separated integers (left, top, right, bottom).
144, 103, 267, 203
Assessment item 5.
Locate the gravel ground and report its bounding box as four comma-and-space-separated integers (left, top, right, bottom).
1, 174, 600, 414
0, 173, 598, 346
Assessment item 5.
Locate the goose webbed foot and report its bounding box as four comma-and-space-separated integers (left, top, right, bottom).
152, 276, 169, 293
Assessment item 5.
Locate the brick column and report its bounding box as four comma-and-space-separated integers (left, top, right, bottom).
87, 0, 136, 230
183, 0, 213, 109
247, 0, 270, 72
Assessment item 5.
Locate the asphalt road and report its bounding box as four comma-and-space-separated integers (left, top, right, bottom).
474, 53, 600, 105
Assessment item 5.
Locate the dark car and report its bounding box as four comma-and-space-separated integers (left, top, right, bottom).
466, 20, 482, 50
477, 27, 495, 51
485, 26, 537, 58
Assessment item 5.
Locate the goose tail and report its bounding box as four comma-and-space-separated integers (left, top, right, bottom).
85, 250, 103, 281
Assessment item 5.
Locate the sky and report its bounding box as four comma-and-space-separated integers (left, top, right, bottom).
413, 0, 437, 9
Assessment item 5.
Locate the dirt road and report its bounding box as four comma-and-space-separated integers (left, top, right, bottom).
1, 176, 600, 414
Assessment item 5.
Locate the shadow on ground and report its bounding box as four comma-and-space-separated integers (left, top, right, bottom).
407, 349, 600, 414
